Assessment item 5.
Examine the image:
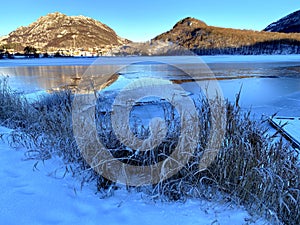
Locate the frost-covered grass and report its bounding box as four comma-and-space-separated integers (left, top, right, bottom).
0, 77, 299, 225
0, 77, 90, 178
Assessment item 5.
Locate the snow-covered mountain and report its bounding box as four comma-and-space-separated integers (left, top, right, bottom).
1, 12, 129, 50
264, 10, 300, 33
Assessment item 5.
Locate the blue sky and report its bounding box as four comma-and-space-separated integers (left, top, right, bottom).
1, 0, 300, 42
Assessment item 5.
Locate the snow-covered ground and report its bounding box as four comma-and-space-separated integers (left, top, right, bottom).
0, 126, 268, 225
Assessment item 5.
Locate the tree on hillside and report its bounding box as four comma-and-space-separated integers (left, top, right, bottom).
24, 46, 37, 55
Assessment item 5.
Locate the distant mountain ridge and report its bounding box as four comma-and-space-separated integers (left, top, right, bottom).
3, 12, 300, 55
111, 16, 300, 56
264, 10, 300, 33
1, 12, 129, 50
149, 17, 300, 55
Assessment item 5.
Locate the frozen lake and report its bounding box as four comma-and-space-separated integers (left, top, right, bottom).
0, 55, 300, 117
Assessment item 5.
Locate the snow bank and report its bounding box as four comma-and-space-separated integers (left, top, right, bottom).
0, 127, 267, 225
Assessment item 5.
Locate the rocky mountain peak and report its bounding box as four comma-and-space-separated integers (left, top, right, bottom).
2, 12, 129, 50
173, 17, 207, 29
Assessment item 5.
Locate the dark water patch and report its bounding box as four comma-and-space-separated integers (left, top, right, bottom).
172, 75, 280, 84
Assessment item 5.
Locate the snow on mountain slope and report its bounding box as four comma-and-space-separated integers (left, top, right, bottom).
264, 10, 300, 33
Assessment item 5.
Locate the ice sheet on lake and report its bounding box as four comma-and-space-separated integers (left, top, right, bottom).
1, 55, 300, 68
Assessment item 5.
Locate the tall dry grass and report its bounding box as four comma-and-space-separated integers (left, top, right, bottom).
0, 77, 91, 177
